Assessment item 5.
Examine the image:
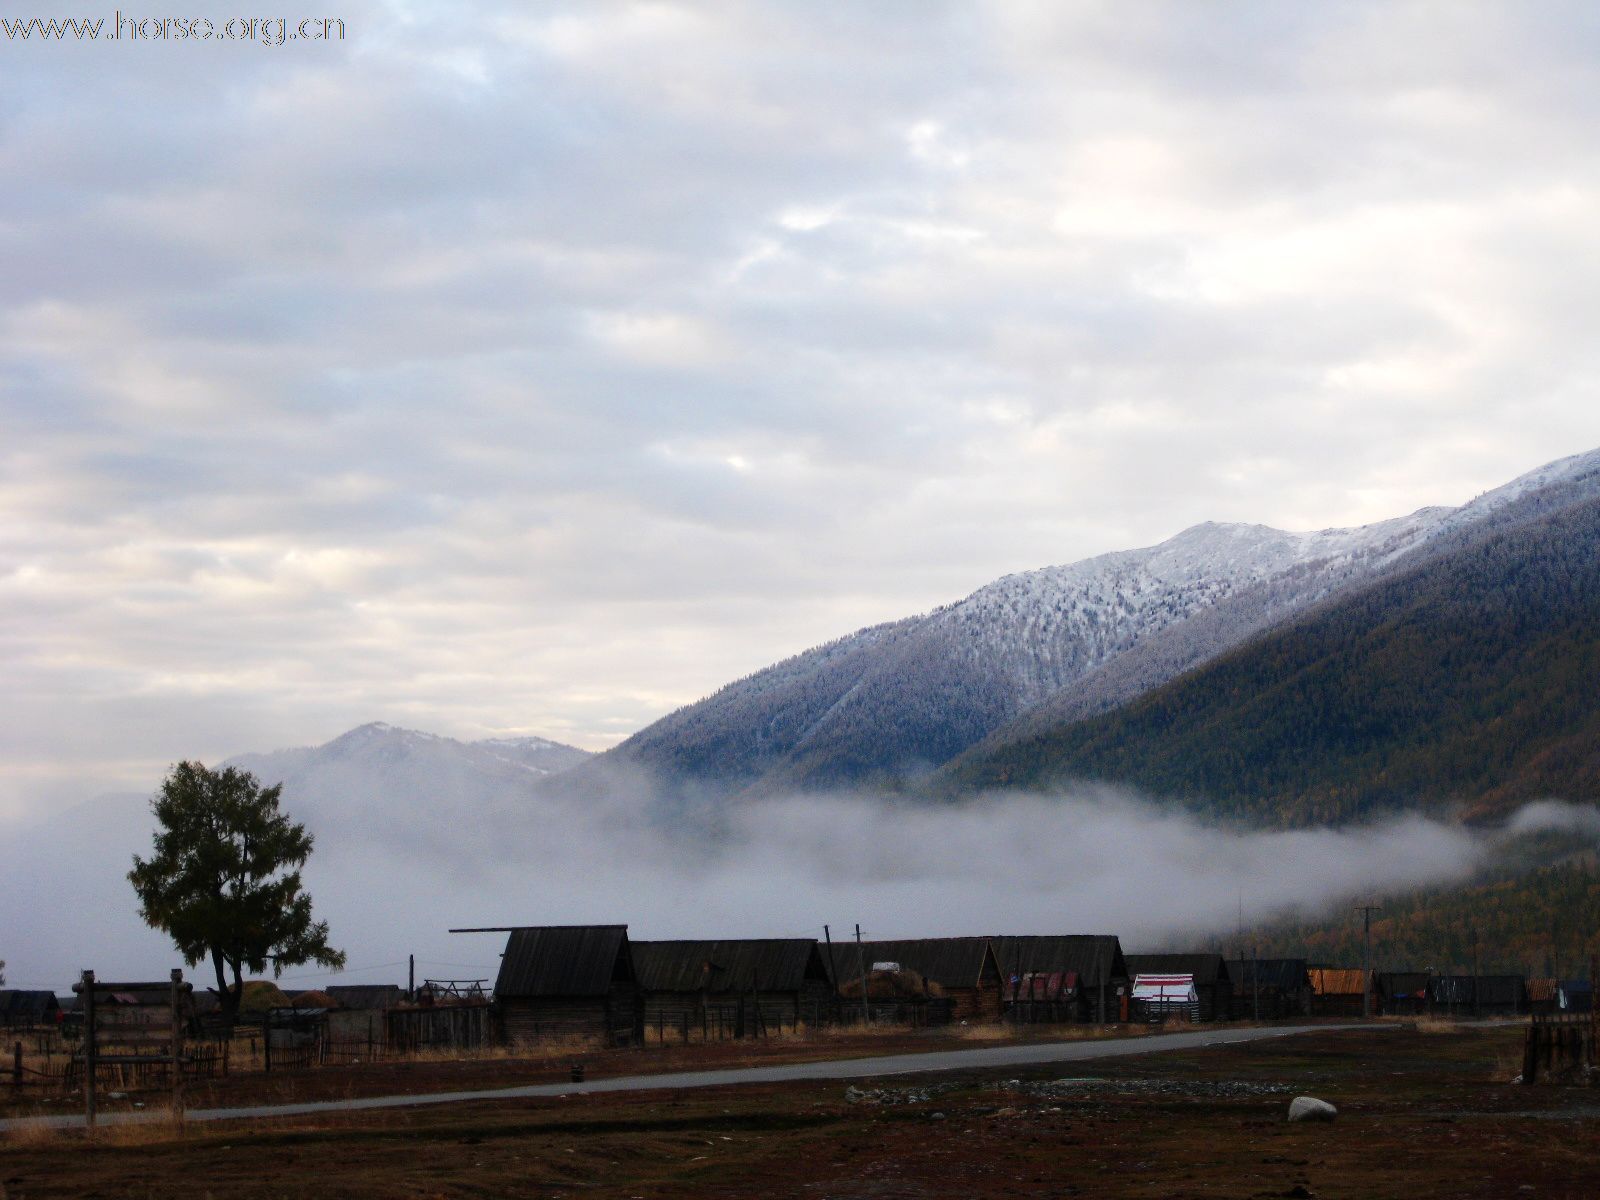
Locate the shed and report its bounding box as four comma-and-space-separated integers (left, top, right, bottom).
1125, 954, 1231, 1022
991, 935, 1129, 1023
1308, 967, 1371, 1017
491, 925, 642, 1047
0, 990, 61, 1029
846, 939, 1003, 1022
1226, 958, 1312, 1019
632, 939, 835, 1035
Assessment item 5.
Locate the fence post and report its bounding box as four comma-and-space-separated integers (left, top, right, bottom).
82, 969, 97, 1130
170, 969, 184, 1123
12, 1041, 19, 1091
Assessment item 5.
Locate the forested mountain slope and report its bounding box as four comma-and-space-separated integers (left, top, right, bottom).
943, 494, 1600, 826
567, 448, 1600, 800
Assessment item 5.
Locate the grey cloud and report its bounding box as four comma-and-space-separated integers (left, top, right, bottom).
8, 2, 1600, 811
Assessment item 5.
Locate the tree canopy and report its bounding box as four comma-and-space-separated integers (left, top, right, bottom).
129, 761, 345, 1021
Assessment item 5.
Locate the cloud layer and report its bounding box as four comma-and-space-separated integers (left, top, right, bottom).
8, 2, 1600, 812
2, 777, 1552, 993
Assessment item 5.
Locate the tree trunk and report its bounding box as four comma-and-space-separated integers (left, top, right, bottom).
214, 949, 242, 1030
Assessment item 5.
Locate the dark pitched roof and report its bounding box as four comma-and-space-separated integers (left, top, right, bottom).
632, 940, 831, 994
326, 985, 407, 1010
0, 991, 61, 1022
990, 936, 1127, 988
1125, 954, 1231, 986
493, 926, 633, 998
1226, 959, 1310, 991
849, 939, 999, 989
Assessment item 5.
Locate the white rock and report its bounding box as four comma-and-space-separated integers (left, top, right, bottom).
1287, 1096, 1338, 1123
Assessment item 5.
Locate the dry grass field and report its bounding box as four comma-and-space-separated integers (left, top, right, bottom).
3, 1024, 1598, 1199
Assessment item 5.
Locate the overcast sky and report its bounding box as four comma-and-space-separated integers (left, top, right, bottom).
7, 1, 1600, 819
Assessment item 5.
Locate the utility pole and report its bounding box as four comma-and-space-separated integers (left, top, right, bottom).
1252, 943, 1260, 1023
854, 924, 871, 1026
1472, 928, 1480, 1019
1356, 904, 1381, 1019
408, 954, 415, 1002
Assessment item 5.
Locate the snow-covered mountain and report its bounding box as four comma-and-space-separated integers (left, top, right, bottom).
228, 722, 592, 850
573, 447, 1600, 798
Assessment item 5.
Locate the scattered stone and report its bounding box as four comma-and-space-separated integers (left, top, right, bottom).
1287, 1096, 1338, 1123
1281, 1186, 1316, 1198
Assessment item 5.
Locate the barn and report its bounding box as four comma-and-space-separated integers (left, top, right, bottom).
1226, 958, 1312, 1019
846, 938, 1003, 1022
991, 936, 1129, 1023
489, 925, 643, 1047
1124, 954, 1232, 1022
632, 939, 835, 1037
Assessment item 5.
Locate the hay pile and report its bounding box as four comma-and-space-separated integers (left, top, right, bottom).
237, 980, 292, 1013
837, 967, 946, 1001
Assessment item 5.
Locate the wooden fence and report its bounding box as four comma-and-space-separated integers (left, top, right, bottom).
1522, 1011, 1597, 1084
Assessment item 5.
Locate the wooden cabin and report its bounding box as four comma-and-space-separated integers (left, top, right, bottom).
491, 925, 643, 1047
1430, 975, 1525, 1017
1374, 972, 1431, 1016
632, 939, 835, 1036
1125, 954, 1231, 1022
1226, 958, 1312, 1019
846, 938, 1003, 1022
991, 935, 1129, 1023
1308, 967, 1371, 1016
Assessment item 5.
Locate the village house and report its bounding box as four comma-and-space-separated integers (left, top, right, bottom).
991, 935, 1129, 1023
1125, 954, 1232, 1022
846, 938, 1003, 1022
1308, 967, 1372, 1016
631, 938, 836, 1037
1225, 958, 1312, 1019
486, 925, 643, 1047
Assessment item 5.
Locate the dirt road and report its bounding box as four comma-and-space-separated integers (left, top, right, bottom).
2, 1022, 1377, 1131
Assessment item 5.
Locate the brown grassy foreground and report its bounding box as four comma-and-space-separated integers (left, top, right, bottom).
1, 1020, 1161, 1119
3, 1024, 1598, 1198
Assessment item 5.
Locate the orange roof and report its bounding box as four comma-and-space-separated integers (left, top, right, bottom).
1308, 968, 1368, 996
1526, 978, 1558, 1002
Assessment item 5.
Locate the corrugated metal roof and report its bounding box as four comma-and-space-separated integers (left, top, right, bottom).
846, 939, 998, 989
493, 926, 633, 998
1309, 968, 1369, 996
990, 936, 1127, 987
1125, 954, 1231, 986
1132, 974, 1197, 1002
632, 940, 830, 994
1226, 959, 1310, 991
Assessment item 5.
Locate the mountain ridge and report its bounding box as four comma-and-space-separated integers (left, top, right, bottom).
565, 446, 1600, 800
